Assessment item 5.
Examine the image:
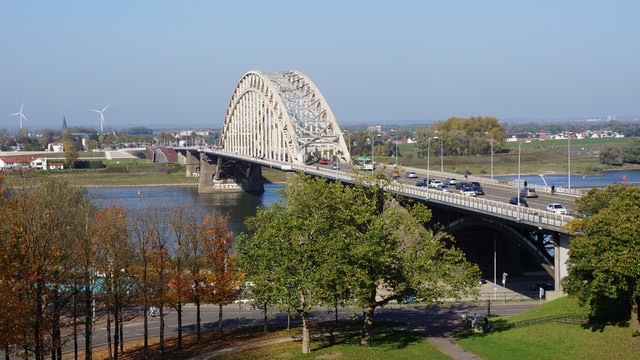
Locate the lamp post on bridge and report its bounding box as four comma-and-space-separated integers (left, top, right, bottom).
391, 129, 398, 168
427, 136, 437, 189
485, 131, 494, 179
367, 137, 374, 170
517, 140, 531, 220
568, 133, 571, 190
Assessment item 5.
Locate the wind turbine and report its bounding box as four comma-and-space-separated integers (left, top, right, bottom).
91, 105, 109, 133
10, 103, 28, 129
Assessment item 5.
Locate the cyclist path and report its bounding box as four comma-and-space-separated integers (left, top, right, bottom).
189, 302, 538, 359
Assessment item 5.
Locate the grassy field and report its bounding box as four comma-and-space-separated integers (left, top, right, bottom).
95, 297, 639, 360
390, 137, 639, 177
2, 137, 637, 186
455, 297, 640, 360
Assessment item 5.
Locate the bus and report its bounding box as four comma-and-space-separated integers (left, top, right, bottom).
353, 157, 374, 171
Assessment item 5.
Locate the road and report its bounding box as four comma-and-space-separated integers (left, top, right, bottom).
56, 281, 542, 356
326, 163, 578, 214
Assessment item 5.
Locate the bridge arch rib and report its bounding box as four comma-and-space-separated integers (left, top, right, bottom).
220, 70, 351, 166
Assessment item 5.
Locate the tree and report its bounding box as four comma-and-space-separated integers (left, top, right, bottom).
622, 138, 640, 164
166, 204, 204, 349
599, 145, 623, 166
237, 174, 480, 351
0, 176, 95, 360
237, 176, 350, 354
563, 185, 640, 334
201, 214, 244, 338
93, 205, 134, 360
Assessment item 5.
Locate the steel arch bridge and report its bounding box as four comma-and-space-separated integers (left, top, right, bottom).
220, 70, 351, 166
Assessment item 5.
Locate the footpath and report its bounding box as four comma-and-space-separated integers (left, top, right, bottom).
188, 302, 538, 359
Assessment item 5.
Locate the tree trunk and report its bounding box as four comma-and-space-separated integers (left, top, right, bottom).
631, 295, 640, 333
160, 306, 165, 354
262, 303, 269, 333
177, 302, 183, 349
361, 304, 376, 346
300, 312, 311, 354
114, 302, 119, 360
106, 312, 112, 360
84, 274, 93, 360
196, 297, 202, 343
218, 304, 224, 338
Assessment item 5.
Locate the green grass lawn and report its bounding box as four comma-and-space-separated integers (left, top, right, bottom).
215, 330, 449, 360
455, 297, 640, 360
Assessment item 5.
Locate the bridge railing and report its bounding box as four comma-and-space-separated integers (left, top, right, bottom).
201, 151, 573, 230
303, 165, 572, 229
385, 182, 572, 229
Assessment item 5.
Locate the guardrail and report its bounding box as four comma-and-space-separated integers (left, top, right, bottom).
294, 164, 573, 230
203, 151, 573, 230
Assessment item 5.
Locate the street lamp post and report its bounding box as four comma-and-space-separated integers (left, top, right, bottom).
440, 137, 444, 172
392, 130, 398, 167
568, 134, 571, 190
485, 132, 494, 179
371, 137, 375, 170
367, 137, 374, 170
427, 137, 437, 188
517, 140, 531, 220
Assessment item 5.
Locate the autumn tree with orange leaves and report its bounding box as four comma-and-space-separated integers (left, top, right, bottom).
201, 213, 244, 338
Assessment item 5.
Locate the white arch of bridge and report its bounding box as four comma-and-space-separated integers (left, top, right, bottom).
220, 70, 351, 166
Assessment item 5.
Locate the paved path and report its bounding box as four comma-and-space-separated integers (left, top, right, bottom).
189, 301, 538, 359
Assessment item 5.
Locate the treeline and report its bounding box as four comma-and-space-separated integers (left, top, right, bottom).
0, 175, 243, 360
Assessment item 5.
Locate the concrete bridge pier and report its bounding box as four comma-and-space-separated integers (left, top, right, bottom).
180, 149, 201, 178
198, 151, 264, 193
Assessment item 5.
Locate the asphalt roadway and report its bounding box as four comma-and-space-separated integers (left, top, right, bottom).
53, 284, 540, 360
0, 287, 539, 359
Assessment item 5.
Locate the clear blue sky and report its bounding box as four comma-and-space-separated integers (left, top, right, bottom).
2, 1, 638, 131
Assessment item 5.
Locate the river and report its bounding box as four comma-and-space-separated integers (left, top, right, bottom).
495, 168, 640, 188
87, 169, 640, 235
87, 183, 284, 236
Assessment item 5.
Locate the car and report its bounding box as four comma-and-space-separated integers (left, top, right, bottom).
479, 278, 487, 284
456, 181, 472, 189
471, 181, 481, 187
546, 203, 567, 215
509, 196, 528, 207
436, 184, 453, 192
530, 283, 553, 291
520, 187, 538, 198
429, 180, 443, 188
331, 163, 339, 170
460, 188, 476, 196
400, 296, 417, 304
405, 171, 418, 178
319, 158, 328, 165
445, 178, 457, 186
471, 186, 485, 195
416, 180, 428, 187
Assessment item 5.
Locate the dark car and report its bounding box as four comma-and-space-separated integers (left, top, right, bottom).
416, 180, 428, 187
530, 283, 553, 291
456, 181, 472, 189
472, 186, 485, 195
509, 197, 528, 207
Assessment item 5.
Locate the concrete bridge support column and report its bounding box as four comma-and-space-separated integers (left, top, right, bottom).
183, 150, 201, 178
554, 233, 571, 291
197, 152, 265, 193
198, 152, 217, 193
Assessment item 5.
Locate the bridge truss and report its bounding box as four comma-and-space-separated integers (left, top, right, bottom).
220, 70, 351, 166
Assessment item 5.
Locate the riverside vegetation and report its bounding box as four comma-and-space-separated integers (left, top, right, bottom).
2, 136, 637, 186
